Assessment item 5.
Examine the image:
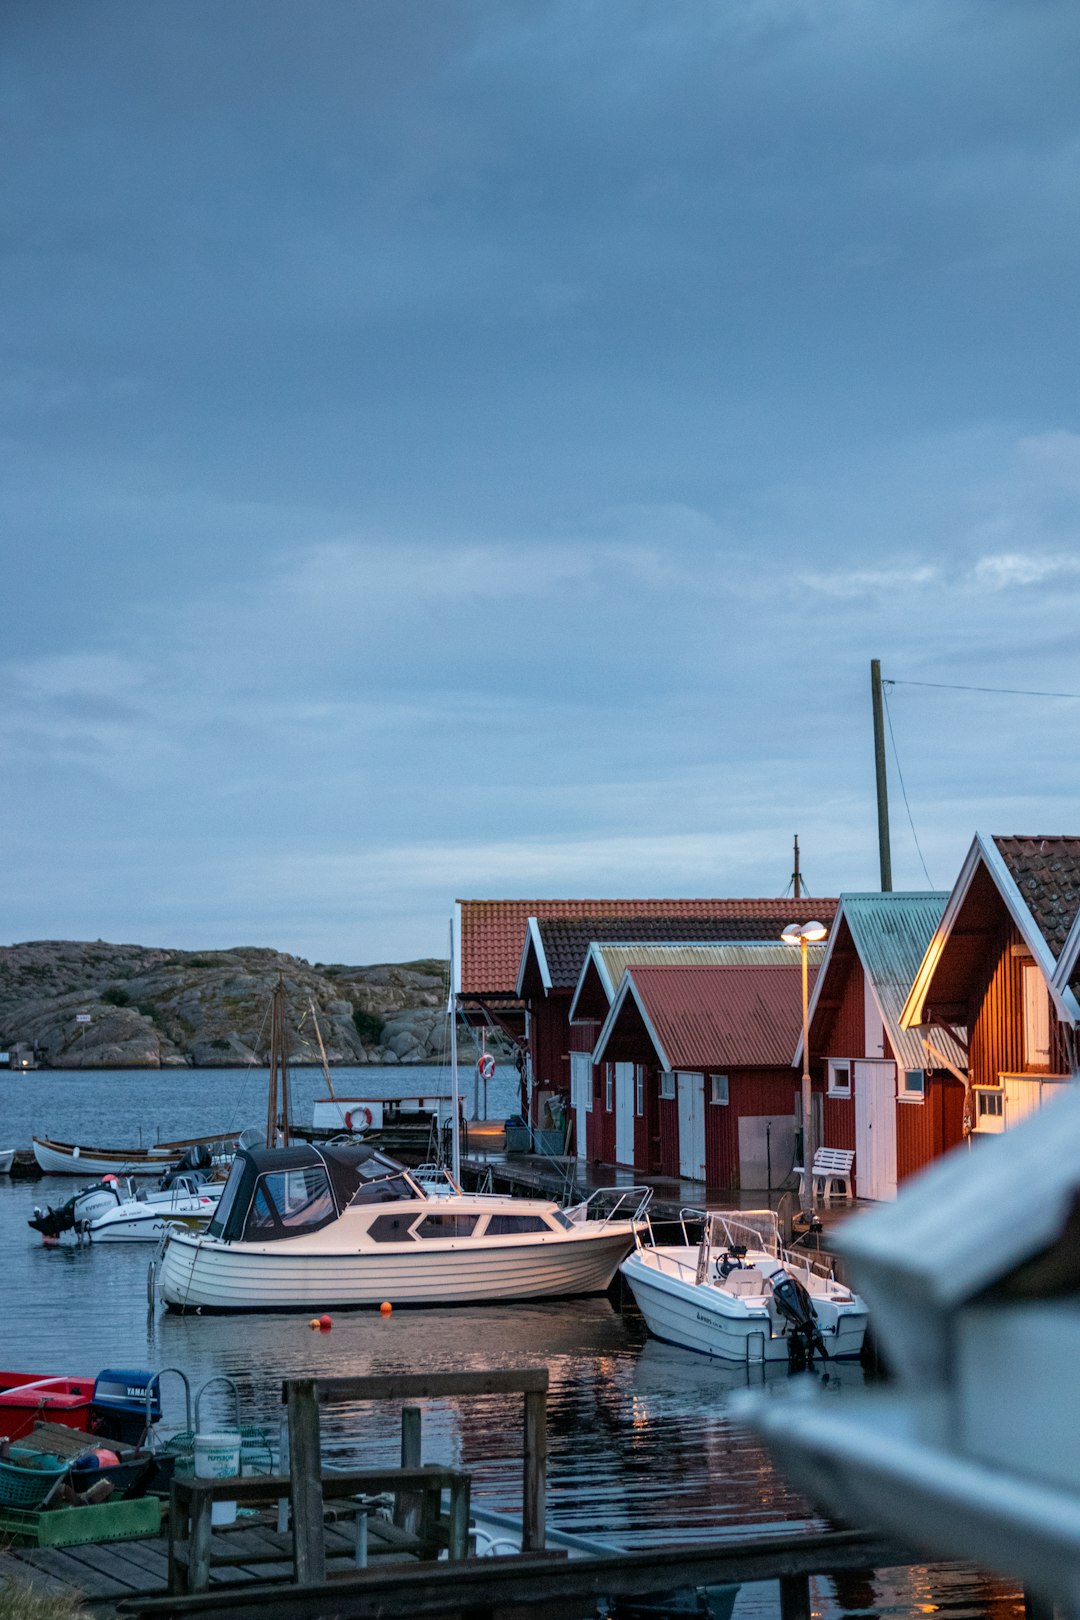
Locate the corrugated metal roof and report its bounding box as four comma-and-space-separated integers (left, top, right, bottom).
602, 963, 814, 1070
835, 893, 967, 1072
529, 901, 837, 992
569, 940, 826, 1024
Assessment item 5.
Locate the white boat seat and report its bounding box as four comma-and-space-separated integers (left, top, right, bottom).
793, 1147, 855, 1204
721, 1269, 765, 1296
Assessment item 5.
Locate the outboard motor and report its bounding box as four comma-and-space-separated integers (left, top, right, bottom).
88, 1369, 162, 1444
770, 1267, 829, 1370
161, 1143, 212, 1188
28, 1177, 124, 1239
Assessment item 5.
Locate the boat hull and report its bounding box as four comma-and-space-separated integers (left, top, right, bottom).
158, 1225, 637, 1312
0, 1374, 94, 1440
621, 1248, 867, 1364
32, 1135, 233, 1177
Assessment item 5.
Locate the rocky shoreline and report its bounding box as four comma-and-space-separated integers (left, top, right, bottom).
0, 940, 497, 1070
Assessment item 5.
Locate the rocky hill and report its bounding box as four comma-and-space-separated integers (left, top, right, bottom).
0, 940, 494, 1069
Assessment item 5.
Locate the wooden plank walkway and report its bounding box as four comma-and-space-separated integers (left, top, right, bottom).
0, 1513, 419, 1608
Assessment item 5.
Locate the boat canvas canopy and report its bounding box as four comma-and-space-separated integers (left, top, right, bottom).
208, 1143, 414, 1243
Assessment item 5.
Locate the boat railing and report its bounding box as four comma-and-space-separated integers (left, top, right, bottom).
565, 1185, 653, 1228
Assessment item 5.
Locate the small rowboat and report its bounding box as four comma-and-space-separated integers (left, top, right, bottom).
32, 1133, 236, 1177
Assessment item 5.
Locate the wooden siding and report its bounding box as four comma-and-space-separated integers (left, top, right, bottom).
896, 1075, 966, 1182
527, 994, 574, 1097
968, 918, 1070, 1085
700, 1069, 795, 1188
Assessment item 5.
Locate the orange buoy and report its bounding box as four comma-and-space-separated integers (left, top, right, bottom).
319, 1314, 332, 1330
380, 1301, 392, 1316
308, 1318, 321, 1330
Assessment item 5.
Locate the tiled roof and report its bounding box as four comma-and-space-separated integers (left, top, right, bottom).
535, 901, 837, 992
992, 836, 1080, 959
458, 897, 835, 996
599, 963, 815, 1070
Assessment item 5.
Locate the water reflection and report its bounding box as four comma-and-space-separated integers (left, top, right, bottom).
0, 1071, 1026, 1619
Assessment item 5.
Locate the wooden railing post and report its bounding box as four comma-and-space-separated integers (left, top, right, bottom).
522, 1387, 547, 1552
286, 1378, 325, 1585
395, 1404, 422, 1535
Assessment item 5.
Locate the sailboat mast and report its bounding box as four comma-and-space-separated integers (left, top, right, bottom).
448, 920, 461, 1183
266, 975, 291, 1148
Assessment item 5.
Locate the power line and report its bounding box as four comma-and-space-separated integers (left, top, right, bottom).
885, 678, 1080, 700
881, 682, 934, 888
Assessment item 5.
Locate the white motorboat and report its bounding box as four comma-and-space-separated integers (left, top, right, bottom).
86, 1178, 223, 1243
157, 1141, 651, 1313
29, 1166, 223, 1242
620, 1210, 868, 1365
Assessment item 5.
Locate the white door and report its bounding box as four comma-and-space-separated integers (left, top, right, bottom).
615, 1062, 635, 1164
677, 1071, 706, 1181
1004, 1073, 1065, 1128
854, 1059, 897, 1201
569, 1053, 592, 1160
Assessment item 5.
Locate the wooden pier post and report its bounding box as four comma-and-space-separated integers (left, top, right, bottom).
522, 1387, 547, 1552
780, 1572, 812, 1620
395, 1403, 423, 1536
287, 1378, 326, 1585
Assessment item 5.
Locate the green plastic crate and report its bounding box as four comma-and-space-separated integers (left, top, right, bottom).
0, 1494, 161, 1547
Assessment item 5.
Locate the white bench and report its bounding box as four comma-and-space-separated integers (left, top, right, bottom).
793, 1147, 855, 1204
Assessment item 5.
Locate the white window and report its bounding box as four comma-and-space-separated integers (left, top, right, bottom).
827, 1060, 852, 1098
1023, 963, 1052, 1067
974, 1087, 1005, 1133
635, 1065, 645, 1116
899, 1068, 925, 1102
659, 1070, 676, 1100
604, 1064, 613, 1112
709, 1073, 729, 1105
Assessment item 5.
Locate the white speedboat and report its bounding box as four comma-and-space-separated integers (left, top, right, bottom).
29, 1168, 223, 1242
157, 1142, 651, 1313
86, 1178, 223, 1243
620, 1210, 867, 1365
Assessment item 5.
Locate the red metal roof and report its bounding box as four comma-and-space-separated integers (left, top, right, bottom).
603, 962, 817, 1070
458, 898, 833, 997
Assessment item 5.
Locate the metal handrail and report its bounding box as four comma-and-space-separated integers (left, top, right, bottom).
566, 1185, 653, 1228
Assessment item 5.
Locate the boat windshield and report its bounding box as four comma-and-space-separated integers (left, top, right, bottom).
206, 1157, 246, 1239
347, 1172, 417, 1205
241, 1166, 337, 1241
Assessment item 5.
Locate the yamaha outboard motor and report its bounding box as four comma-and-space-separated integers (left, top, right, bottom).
28, 1178, 123, 1239
770, 1267, 829, 1370
88, 1369, 162, 1444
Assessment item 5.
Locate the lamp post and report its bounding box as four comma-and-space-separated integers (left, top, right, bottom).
781, 920, 828, 1212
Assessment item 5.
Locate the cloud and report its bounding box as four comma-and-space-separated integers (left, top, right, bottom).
797, 564, 940, 599
973, 552, 1080, 589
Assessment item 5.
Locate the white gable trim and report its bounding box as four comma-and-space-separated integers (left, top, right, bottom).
792, 902, 844, 1068
591, 972, 672, 1072
514, 916, 552, 998
1052, 904, 1080, 1006
568, 943, 617, 1026
900, 833, 1080, 1030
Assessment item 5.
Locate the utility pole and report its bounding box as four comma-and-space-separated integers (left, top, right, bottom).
870, 658, 893, 892
792, 834, 802, 900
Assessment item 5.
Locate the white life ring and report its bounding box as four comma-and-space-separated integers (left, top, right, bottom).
345, 1106, 373, 1133
476, 1053, 496, 1082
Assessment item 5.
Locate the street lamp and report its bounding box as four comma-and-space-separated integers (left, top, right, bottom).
781, 920, 829, 1212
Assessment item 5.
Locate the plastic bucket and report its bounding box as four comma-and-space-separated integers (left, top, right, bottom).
194, 1431, 241, 1526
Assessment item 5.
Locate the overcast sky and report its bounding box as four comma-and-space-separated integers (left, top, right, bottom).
5, 0, 1080, 963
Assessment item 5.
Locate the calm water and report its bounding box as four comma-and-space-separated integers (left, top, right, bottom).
1, 1068, 1022, 1620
